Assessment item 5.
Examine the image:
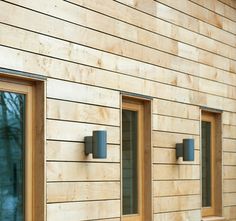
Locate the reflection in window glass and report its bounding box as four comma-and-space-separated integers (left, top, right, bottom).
201, 121, 211, 207
0, 92, 25, 221
122, 110, 138, 215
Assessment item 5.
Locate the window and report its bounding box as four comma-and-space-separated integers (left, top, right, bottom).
0, 77, 45, 221
122, 97, 151, 221
201, 111, 222, 217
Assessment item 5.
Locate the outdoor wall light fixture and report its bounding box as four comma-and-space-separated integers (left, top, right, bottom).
85, 130, 107, 159
176, 138, 194, 161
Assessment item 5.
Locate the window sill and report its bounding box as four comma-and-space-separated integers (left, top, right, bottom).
202, 217, 225, 221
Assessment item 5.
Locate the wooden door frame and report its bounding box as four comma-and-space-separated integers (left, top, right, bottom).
0, 80, 34, 220
0, 75, 45, 221
121, 96, 152, 221
201, 112, 216, 217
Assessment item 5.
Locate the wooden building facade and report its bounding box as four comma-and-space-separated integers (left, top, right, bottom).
0, 0, 236, 220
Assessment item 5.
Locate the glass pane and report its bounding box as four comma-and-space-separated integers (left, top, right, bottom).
0, 92, 25, 221
122, 110, 138, 215
201, 121, 211, 207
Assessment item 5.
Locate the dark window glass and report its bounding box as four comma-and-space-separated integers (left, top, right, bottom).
0, 92, 25, 221
201, 121, 211, 207
122, 110, 138, 215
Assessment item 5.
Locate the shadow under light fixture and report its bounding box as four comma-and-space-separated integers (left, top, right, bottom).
85, 130, 107, 159
176, 138, 194, 161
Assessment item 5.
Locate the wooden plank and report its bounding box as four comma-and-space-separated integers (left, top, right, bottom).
153, 165, 200, 180
153, 148, 200, 164
7, 0, 236, 57
47, 162, 120, 182
1, 44, 236, 113
2, 43, 235, 103
223, 166, 236, 179
153, 180, 200, 196
115, 0, 236, 47
2, 46, 236, 113
152, 131, 200, 149
156, 0, 236, 35
2, 22, 235, 92
153, 99, 200, 120
224, 193, 236, 206
199, 78, 229, 98
223, 206, 236, 219
91, 219, 120, 221
190, 0, 236, 22
224, 152, 236, 166
219, 0, 236, 10
223, 125, 236, 139
153, 115, 199, 135
47, 79, 120, 108
153, 195, 200, 213
47, 99, 120, 126
47, 200, 120, 221
224, 180, 236, 193
223, 138, 236, 152
223, 112, 236, 126
1, 1, 234, 73
154, 210, 201, 221
70, 0, 236, 47
46, 119, 120, 144
46, 141, 120, 163
47, 182, 120, 202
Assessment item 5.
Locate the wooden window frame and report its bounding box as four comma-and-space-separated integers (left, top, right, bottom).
201, 111, 222, 217
121, 97, 152, 221
0, 75, 45, 221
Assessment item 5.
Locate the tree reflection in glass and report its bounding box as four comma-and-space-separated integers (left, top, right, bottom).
0, 92, 25, 221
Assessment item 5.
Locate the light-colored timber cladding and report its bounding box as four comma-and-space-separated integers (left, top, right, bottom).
0, 0, 236, 220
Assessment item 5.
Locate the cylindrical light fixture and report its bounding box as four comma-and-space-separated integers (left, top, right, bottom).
183, 138, 194, 161
92, 130, 107, 159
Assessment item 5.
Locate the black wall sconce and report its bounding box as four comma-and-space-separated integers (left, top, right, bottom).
176, 138, 194, 161
85, 130, 107, 159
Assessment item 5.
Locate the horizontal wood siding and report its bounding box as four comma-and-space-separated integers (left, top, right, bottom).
1, 0, 236, 220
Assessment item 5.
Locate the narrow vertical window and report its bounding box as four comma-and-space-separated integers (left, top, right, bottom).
122, 109, 139, 215
122, 97, 152, 221
201, 111, 222, 217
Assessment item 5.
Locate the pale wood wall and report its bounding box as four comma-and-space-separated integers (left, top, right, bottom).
0, 0, 236, 220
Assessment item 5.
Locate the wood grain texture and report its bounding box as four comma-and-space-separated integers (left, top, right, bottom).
155, 0, 236, 35
223, 206, 236, 219
46, 141, 120, 162
47, 182, 120, 202
154, 210, 201, 221
1, 0, 236, 220
224, 193, 236, 206
153, 165, 200, 180
46, 119, 120, 144
223, 138, 236, 152
223, 166, 236, 179
47, 162, 120, 182
190, 0, 236, 21
153, 180, 200, 196
1, 1, 235, 74
2, 21, 235, 92
152, 131, 200, 149
154, 195, 200, 213
153, 99, 200, 120
47, 99, 120, 126
47, 200, 120, 221
153, 115, 199, 135
224, 180, 236, 193
153, 148, 200, 164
